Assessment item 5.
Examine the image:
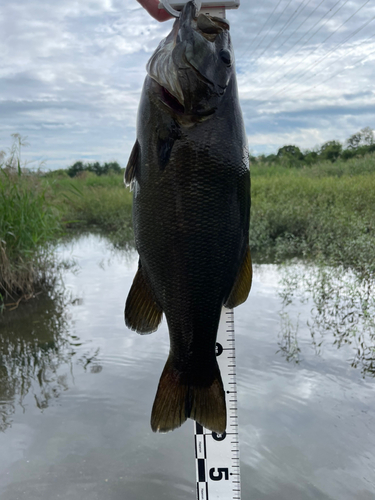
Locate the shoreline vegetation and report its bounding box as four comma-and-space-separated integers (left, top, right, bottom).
1, 131, 375, 310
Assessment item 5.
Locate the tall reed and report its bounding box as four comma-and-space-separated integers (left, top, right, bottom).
0, 136, 62, 308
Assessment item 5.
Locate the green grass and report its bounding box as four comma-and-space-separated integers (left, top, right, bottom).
49, 171, 132, 230
250, 170, 375, 274
1, 172, 59, 256
0, 168, 62, 306
250, 152, 375, 275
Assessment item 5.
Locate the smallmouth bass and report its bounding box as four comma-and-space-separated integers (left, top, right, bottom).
125, 0, 251, 434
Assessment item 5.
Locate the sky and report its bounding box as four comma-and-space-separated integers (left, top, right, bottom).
1, 0, 375, 170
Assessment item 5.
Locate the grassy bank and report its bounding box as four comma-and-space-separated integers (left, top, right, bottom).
50, 171, 132, 228
2, 141, 374, 309
48, 153, 375, 275
250, 172, 375, 273
0, 167, 62, 308
48, 171, 133, 245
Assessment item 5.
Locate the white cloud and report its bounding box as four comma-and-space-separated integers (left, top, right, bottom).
248, 128, 325, 152
1, 0, 375, 167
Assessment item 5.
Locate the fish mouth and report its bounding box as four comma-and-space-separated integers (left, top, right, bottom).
148, 1, 230, 117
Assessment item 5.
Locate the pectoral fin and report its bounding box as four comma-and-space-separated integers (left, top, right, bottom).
158, 136, 175, 171
157, 122, 181, 171
225, 245, 252, 309
125, 261, 163, 334
124, 140, 140, 187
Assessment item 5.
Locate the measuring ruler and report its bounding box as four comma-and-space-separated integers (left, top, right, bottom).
194, 307, 241, 500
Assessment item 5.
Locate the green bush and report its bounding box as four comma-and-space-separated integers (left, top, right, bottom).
250, 173, 375, 274
319, 141, 342, 162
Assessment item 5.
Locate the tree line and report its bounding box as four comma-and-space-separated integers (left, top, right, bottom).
67, 160, 122, 177
251, 127, 375, 166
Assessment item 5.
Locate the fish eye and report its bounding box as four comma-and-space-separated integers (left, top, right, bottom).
219, 49, 231, 66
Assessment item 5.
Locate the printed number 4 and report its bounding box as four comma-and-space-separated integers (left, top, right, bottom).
209, 468, 229, 481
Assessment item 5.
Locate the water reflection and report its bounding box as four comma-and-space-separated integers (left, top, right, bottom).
0, 290, 103, 432
0, 289, 74, 431
1, 233, 375, 499
277, 311, 301, 364
77, 347, 102, 373
0, 231, 135, 434
279, 264, 375, 376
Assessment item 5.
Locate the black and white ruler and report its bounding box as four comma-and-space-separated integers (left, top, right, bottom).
194, 308, 241, 500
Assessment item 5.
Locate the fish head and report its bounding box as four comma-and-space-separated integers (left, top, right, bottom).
146, 0, 234, 121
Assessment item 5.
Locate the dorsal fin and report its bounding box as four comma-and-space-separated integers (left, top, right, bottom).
124, 140, 140, 187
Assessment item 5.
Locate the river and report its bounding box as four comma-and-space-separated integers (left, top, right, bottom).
0, 232, 374, 500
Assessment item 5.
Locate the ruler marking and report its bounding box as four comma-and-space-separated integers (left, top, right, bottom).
198, 459, 206, 482
194, 308, 241, 500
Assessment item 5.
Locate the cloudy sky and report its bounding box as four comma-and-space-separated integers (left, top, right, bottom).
1, 0, 375, 169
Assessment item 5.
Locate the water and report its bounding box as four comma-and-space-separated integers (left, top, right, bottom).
0, 233, 374, 500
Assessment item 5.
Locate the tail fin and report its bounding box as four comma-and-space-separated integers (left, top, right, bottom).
151, 357, 226, 434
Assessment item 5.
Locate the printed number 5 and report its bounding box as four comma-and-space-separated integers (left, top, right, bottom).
209, 468, 229, 481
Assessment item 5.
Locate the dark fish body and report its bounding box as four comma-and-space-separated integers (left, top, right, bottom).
125, 1, 251, 433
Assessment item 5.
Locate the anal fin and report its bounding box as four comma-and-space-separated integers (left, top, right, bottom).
225, 245, 252, 309
125, 261, 163, 334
